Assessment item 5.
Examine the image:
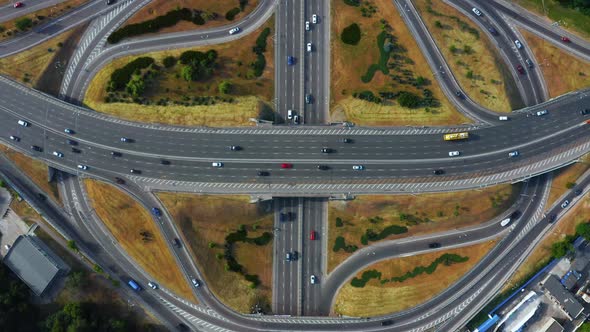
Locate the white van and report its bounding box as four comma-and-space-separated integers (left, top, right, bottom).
17, 120, 29, 127
500, 218, 511, 227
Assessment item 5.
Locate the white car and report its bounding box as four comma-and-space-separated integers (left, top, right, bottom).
448, 151, 460, 157
514, 40, 523, 49
191, 278, 201, 287
148, 281, 158, 290
508, 151, 519, 158
312, 14, 317, 24
498, 116, 509, 121
17, 120, 29, 127
64, 128, 74, 134
228, 27, 240, 35
310, 275, 317, 284
352, 165, 364, 170
287, 109, 293, 119
77, 164, 88, 170
212, 162, 223, 167
536, 109, 548, 116
561, 200, 570, 209
305, 21, 310, 31
52, 151, 64, 158
9, 135, 19, 141
306, 42, 312, 52
472, 7, 482, 16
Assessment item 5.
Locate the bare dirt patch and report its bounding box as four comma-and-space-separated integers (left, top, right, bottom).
328, 184, 518, 272
519, 28, 590, 97
157, 193, 273, 314
333, 240, 496, 316
331, 0, 466, 126
84, 180, 195, 302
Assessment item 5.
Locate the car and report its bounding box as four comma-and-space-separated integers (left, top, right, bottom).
317, 165, 329, 170
280, 212, 287, 222
281, 163, 293, 169
257, 171, 270, 176
67, 139, 77, 145
173, 238, 181, 248
305, 21, 310, 31
548, 214, 557, 223
191, 278, 201, 288
77, 165, 88, 170
341, 138, 352, 143
111, 151, 122, 157
37, 193, 46, 201
291, 251, 298, 260
508, 150, 519, 157
433, 169, 444, 175
120, 137, 130, 142
310, 231, 316, 240
286, 252, 292, 261
228, 27, 241, 35
525, 59, 533, 68
212, 162, 223, 167
574, 188, 583, 196
148, 282, 158, 290
352, 165, 364, 170
115, 177, 125, 184
488, 26, 498, 35
160, 159, 170, 165
448, 151, 460, 157
510, 210, 521, 219
130, 169, 141, 174
580, 109, 589, 115
52, 151, 64, 158
30, 145, 42, 152
428, 242, 441, 248
514, 40, 523, 49
293, 115, 300, 124
9, 135, 20, 141
311, 14, 317, 23
151, 207, 161, 217
287, 56, 295, 66
64, 128, 74, 134
536, 109, 548, 116
287, 109, 293, 119
310, 275, 317, 284
498, 116, 509, 121
306, 42, 312, 52
455, 91, 464, 99
13, 2, 23, 8
472, 7, 482, 16
321, 147, 332, 153
561, 36, 571, 43
4, 244, 11, 251
516, 65, 525, 74
106, 0, 115, 4
17, 120, 29, 127
305, 94, 312, 104
176, 323, 190, 331
561, 200, 570, 209
229, 145, 241, 151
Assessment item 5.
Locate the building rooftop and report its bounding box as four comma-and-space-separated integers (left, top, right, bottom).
3, 235, 69, 296
544, 275, 584, 319
539, 318, 564, 332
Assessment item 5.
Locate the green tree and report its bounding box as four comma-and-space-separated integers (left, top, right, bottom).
449, 44, 458, 53
181, 65, 196, 82
566, 181, 576, 189
466, 70, 474, 79
551, 240, 573, 258
162, 56, 176, 68
125, 74, 145, 97
341, 23, 361, 45
397, 91, 421, 108
67, 240, 78, 251
576, 222, 590, 241
463, 45, 473, 54
218, 80, 233, 94
15, 17, 32, 31
578, 322, 590, 332
67, 271, 88, 289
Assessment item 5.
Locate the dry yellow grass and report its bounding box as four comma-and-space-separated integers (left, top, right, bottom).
545, 154, 590, 210
504, 192, 590, 292
124, 0, 260, 33
85, 18, 274, 127
9, 196, 43, 226
414, 0, 515, 112
0, 145, 61, 204
157, 193, 273, 313
519, 29, 590, 97
0, 29, 75, 87
0, 0, 87, 42
333, 240, 497, 316
328, 184, 517, 272
330, 0, 465, 126
84, 180, 196, 302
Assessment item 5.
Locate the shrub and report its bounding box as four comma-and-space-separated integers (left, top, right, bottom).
244, 274, 260, 288
434, 20, 443, 28
333, 236, 346, 252
466, 70, 474, 79
162, 56, 176, 68
343, 0, 360, 6
259, 103, 276, 122
239, 0, 248, 10
335, 217, 344, 227
253, 27, 271, 54
108, 8, 193, 43
350, 269, 382, 288
397, 91, 421, 108
218, 80, 233, 94
250, 53, 266, 77
108, 57, 154, 90
341, 23, 361, 45
225, 7, 241, 21
125, 74, 145, 97
551, 239, 574, 258
577, 223, 590, 241
192, 14, 205, 25
67, 240, 78, 252
566, 182, 576, 189
15, 17, 33, 31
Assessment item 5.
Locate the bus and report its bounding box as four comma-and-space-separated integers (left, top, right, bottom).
443, 132, 469, 141
128, 279, 141, 291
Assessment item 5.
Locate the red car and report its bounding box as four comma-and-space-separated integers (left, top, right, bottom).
13, 2, 23, 7
516, 65, 525, 74
310, 231, 316, 240
281, 163, 293, 169
561, 36, 571, 42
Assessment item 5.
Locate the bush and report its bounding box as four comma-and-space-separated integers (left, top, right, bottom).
67, 240, 78, 252
239, 0, 248, 10
108, 57, 154, 90
341, 23, 361, 45
253, 27, 271, 54
15, 17, 33, 31
244, 274, 260, 288
225, 7, 241, 21
162, 56, 176, 68
125, 74, 145, 97
108, 8, 193, 43
577, 223, 590, 241
343, 0, 360, 6
397, 91, 421, 108
353, 90, 382, 103
192, 13, 205, 25
259, 103, 276, 122
566, 182, 576, 189
551, 239, 574, 258
250, 53, 266, 77
335, 217, 344, 227
350, 269, 382, 288
218, 80, 233, 94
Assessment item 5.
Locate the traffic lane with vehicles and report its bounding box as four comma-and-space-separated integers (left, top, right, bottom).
301, 197, 326, 316
0, 0, 70, 24
273, 197, 303, 315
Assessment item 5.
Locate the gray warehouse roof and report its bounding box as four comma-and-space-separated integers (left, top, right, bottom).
3, 235, 69, 296
544, 275, 584, 319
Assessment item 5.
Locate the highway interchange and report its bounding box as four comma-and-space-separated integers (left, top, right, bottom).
1, 0, 590, 331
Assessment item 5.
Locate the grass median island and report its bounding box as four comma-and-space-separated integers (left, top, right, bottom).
120, 0, 260, 40
85, 17, 275, 126
413, 0, 517, 112
519, 29, 590, 97
333, 241, 496, 316
83, 180, 196, 302
331, 0, 465, 126
328, 185, 518, 272
157, 193, 273, 314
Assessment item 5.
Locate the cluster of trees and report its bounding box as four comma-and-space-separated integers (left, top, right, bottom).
551, 222, 590, 258
249, 27, 271, 78
341, 23, 361, 45
333, 236, 358, 253
557, 0, 590, 15
179, 49, 218, 82
0, 264, 39, 331
226, 0, 249, 20
360, 224, 408, 245
107, 57, 154, 92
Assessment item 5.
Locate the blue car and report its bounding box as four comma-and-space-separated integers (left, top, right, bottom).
287, 56, 294, 66
151, 207, 161, 217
